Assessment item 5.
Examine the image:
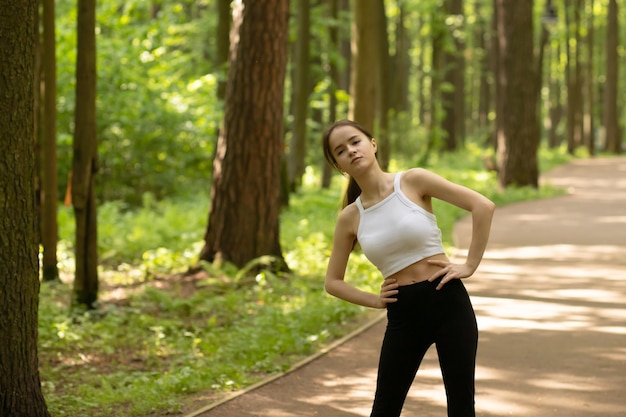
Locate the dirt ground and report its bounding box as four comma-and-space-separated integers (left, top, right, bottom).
183, 157, 626, 417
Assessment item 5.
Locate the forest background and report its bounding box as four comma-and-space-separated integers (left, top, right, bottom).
0, 0, 623, 416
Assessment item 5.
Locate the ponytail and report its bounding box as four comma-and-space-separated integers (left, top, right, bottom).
342, 176, 361, 208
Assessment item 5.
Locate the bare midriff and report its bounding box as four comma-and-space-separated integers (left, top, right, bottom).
387, 253, 449, 286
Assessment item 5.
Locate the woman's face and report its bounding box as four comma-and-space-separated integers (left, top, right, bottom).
327, 125, 377, 174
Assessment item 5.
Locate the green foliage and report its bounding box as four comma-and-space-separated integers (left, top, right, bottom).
55, 0, 220, 205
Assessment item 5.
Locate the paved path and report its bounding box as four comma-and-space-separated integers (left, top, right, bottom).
188, 157, 626, 417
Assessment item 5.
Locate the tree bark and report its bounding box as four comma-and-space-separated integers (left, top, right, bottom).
495, 0, 540, 188
442, 0, 465, 151
0, 0, 52, 414
603, 0, 621, 153
476, 11, 491, 131
375, 0, 391, 170
72, 0, 99, 309
288, 0, 311, 191
41, 0, 60, 282
199, 0, 289, 272
215, 0, 231, 101
321, 0, 340, 189
390, 5, 410, 115
423, 9, 445, 163
565, 0, 585, 154
350, 0, 378, 132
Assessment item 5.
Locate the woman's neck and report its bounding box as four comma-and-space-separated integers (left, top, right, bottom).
355, 169, 395, 204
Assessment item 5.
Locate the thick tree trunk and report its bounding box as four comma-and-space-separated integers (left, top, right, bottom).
0, 0, 51, 414
200, 0, 289, 272
72, 0, 99, 309
495, 0, 540, 188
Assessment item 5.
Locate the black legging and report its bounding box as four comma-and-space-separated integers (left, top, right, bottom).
370, 277, 478, 417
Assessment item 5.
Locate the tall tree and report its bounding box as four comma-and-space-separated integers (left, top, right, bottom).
584, 0, 595, 156
441, 0, 466, 151
424, 7, 446, 163
350, 0, 379, 131
0, 0, 52, 414
72, 0, 99, 309
375, 0, 391, 169
390, 4, 410, 116
565, 0, 585, 154
495, 0, 540, 187
321, 0, 341, 189
199, 0, 289, 271
215, 0, 231, 101
603, 0, 621, 153
40, 0, 60, 282
288, 0, 311, 191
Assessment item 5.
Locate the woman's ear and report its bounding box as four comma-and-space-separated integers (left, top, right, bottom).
371, 138, 377, 150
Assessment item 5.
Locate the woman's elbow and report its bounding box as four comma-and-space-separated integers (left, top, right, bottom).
478, 197, 496, 215
485, 198, 496, 213
324, 278, 340, 296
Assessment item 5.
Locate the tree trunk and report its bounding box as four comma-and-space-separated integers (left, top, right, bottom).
0, 0, 52, 414
584, 0, 594, 156
416, 14, 426, 126
375, 0, 391, 170
350, 0, 378, 132
565, 0, 584, 154
495, 0, 540, 188
199, 0, 289, 272
390, 5, 410, 115
41, 0, 60, 282
442, 0, 465, 151
603, 0, 621, 154
215, 0, 231, 101
423, 9, 445, 164
547, 40, 563, 148
322, 0, 340, 189
476, 11, 491, 131
288, 0, 311, 191
72, 0, 99, 310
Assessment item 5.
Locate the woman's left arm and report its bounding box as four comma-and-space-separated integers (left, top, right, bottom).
406, 168, 495, 289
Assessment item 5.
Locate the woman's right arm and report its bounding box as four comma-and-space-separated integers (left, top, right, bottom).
324, 207, 398, 309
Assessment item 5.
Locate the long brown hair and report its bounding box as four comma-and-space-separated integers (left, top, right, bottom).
322, 120, 376, 207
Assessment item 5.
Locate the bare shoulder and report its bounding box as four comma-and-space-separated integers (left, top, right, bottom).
403, 167, 442, 183
400, 167, 447, 196
336, 203, 360, 236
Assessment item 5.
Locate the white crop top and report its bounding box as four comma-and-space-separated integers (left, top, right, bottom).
355, 172, 445, 278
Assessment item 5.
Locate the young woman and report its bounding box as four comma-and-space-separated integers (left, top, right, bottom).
322, 120, 495, 417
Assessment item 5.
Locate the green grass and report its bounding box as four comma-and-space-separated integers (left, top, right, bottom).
39, 145, 572, 416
